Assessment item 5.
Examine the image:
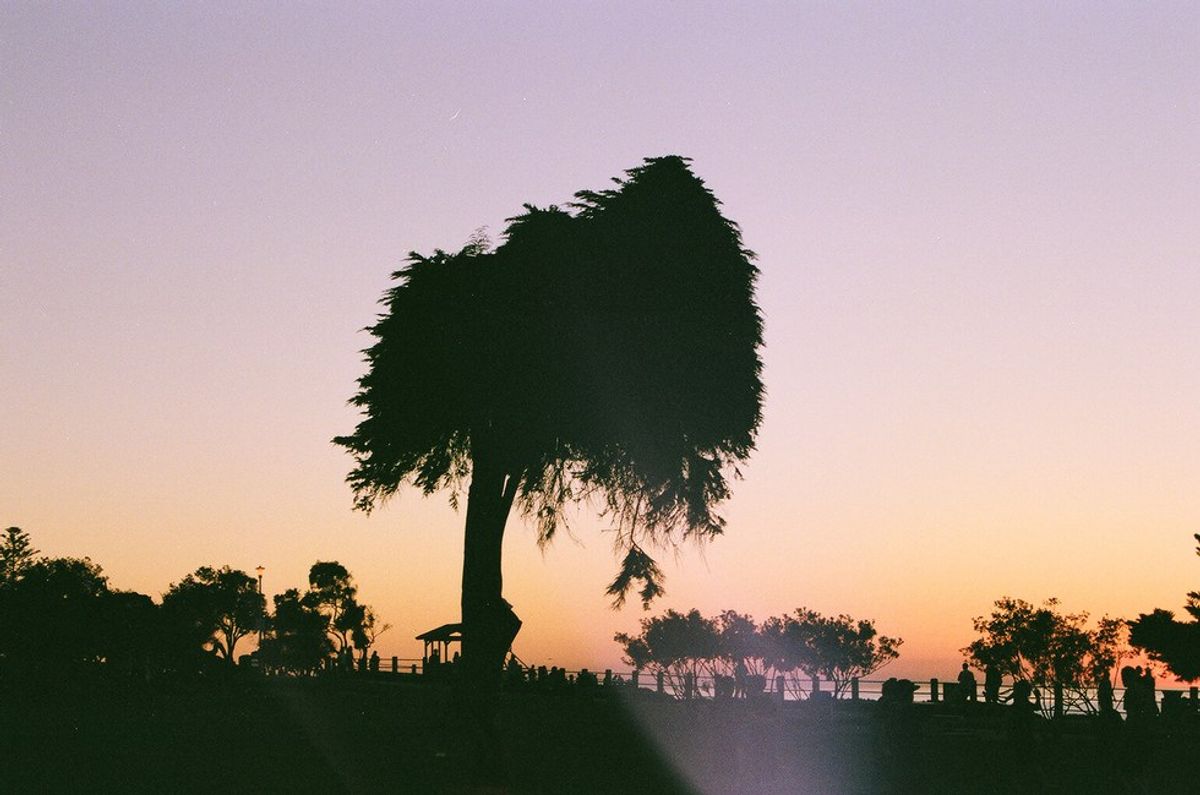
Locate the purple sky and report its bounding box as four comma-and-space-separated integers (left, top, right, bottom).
3, 3, 1198, 674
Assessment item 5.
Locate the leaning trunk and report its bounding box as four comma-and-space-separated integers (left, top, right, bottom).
459, 446, 522, 786
460, 448, 520, 691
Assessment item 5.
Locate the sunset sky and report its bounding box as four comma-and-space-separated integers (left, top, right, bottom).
3, 3, 1198, 679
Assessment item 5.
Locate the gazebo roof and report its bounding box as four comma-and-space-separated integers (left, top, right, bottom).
415, 622, 464, 642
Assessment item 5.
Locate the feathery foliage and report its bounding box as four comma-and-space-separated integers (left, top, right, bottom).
335, 156, 763, 607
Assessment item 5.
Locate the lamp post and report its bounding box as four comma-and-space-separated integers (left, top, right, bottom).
255, 565, 266, 648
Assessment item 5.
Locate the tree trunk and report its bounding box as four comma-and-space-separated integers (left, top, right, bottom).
458, 445, 522, 786
460, 447, 520, 692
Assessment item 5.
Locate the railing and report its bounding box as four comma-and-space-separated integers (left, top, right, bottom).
359, 657, 1198, 718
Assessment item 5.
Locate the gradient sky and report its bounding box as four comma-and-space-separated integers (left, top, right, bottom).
3, 3, 1198, 679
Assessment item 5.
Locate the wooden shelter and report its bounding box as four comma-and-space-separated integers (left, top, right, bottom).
416, 622, 463, 666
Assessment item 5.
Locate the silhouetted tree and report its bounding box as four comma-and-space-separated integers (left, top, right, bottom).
336, 156, 764, 686
302, 560, 388, 666
305, 561, 359, 654
0, 556, 110, 669
763, 608, 901, 697
161, 566, 266, 665
260, 588, 331, 676
0, 526, 38, 589
615, 609, 720, 697
964, 597, 1125, 714
1129, 534, 1200, 681
714, 610, 768, 677
349, 603, 391, 666
101, 590, 161, 677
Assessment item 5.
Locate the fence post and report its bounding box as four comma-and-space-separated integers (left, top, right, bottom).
604, 669, 612, 687
1053, 682, 1064, 719
851, 677, 860, 701
632, 670, 640, 690
411, 663, 417, 675
391, 656, 398, 674
811, 675, 821, 696
656, 671, 664, 694
930, 678, 940, 703
685, 673, 695, 699
775, 675, 785, 705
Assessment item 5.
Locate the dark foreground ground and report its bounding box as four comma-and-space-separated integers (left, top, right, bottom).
2, 673, 1196, 794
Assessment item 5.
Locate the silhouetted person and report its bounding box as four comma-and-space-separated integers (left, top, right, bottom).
880, 677, 918, 705
1122, 665, 1156, 720
957, 662, 977, 703
369, 651, 380, 673
734, 658, 747, 699
984, 664, 1002, 704
1119, 666, 1154, 784
1141, 667, 1157, 717
504, 655, 523, 685
1097, 670, 1115, 715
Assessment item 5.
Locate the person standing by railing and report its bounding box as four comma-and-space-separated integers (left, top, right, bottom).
957, 662, 978, 703
984, 664, 1002, 704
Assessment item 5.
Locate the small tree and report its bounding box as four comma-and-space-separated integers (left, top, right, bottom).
303, 561, 387, 665
0, 526, 38, 590
162, 566, 266, 665
350, 604, 392, 666
766, 608, 901, 697
964, 596, 1125, 715
615, 609, 720, 697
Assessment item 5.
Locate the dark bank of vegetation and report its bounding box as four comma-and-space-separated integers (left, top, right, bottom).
0, 526, 388, 678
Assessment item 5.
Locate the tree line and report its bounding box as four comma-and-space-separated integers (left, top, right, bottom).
6, 522, 1198, 696
0, 526, 388, 678
615, 555, 1200, 714
614, 608, 902, 699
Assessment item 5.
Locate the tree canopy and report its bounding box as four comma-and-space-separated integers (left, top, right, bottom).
1128, 534, 1200, 681
963, 596, 1126, 714
0, 556, 111, 666
259, 588, 332, 676
303, 560, 390, 663
763, 608, 902, 696
161, 566, 266, 664
0, 526, 38, 589
335, 156, 763, 622
615, 606, 901, 699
